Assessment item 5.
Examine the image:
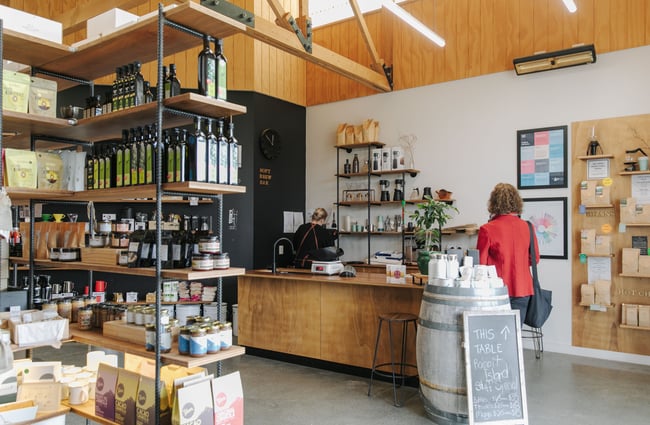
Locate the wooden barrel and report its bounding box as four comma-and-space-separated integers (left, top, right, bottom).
416, 284, 510, 424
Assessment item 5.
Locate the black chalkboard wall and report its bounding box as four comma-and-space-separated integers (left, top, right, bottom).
463, 311, 528, 425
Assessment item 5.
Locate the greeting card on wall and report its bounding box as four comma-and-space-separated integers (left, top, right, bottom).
517, 125, 568, 189
522, 197, 568, 259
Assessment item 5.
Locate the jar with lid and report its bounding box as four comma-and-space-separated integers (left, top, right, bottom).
71, 298, 85, 323
145, 324, 156, 351
213, 252, 230, 270
78, 307, 93, 330
206, 326, 221, 354
198, 235, 220, 254
160, 325, 172, 353
126, 305, 137, 323
84, 296, 98, 307
143, 307, 156, 326
134, 306, 145, 326
111, 232, 130, 248
192, 253, 213, 271
57, 299, 72, 321
178, 326, 191, 355
189, 327, 207, 357
41, 301, 58, 314
219, 322, 233, 350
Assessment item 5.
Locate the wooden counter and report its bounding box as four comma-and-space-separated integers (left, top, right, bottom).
238, 270, 424, 369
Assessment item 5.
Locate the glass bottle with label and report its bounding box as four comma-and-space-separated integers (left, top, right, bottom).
137, 126, 146, 185
115, 139, 124, 187
134, 61, 145, 106
122, 129, 131, 186
130, 128, 139, 186
189, 117, 207, 182
227, 118, 239, 185
352, 153, 360, 173
198, 34, 216, 98
144, 81, 154, 104
217, 119, 229, 184
92, 146, 100, 190
215, 38, 227, 100
104, 144, 112, 189
165, 129, 175, 183
176, 128, 188, 182
126, 62, 135, 108
164, 64, 181, 98
206, 119, 219, 184
144, 124, 154, 184
112, 67, 121, 111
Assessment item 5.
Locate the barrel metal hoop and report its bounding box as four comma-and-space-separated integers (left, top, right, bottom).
418, 317, 461, 332
419, 375, 467, 395
422, 292, 508, 308
421, 392, 469, 424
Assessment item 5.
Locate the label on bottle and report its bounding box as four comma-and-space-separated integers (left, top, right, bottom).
218, 139, 229, 184
145, 145, 153, 184
229, 143, 238, 185
105, 157, 112, 189
131, 148, 138, 185
217, 59, 227, 100
92, 159, 99, 190
123, 150, 131, 186
175, 147, 182, 182
207, 61, 216, 98
98, 159, 105, 189
196, 138, 207, 182
167, 146, 175, 183
208, 141, 218, 183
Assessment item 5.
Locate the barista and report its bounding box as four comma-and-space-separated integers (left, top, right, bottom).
293, 208, 338, 268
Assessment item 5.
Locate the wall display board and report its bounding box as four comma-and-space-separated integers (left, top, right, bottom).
572, 113, 650, 356
463, 311, 528, 425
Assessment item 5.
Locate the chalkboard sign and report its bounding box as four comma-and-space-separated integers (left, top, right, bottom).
463, 311, 528, 425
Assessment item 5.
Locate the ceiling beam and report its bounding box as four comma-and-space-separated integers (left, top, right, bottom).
266, 0, 295, 32
349, 0, 384, 72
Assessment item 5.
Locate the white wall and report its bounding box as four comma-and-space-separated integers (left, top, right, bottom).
305, 45, 650, 365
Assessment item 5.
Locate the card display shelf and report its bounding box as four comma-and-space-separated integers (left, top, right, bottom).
62, 400, 116, 425
619, 273, 650, 278
69, 325, 245, 368
619, 324, 650, 331
577, 154, 615, 160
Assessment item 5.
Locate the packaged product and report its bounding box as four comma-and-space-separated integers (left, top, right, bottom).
36, 151, 63, 190
4, 149, 37, 188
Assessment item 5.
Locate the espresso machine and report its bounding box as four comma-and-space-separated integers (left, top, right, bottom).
379, 180, 390, 201
393, 179, 404, 201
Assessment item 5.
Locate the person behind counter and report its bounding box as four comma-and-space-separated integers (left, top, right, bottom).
476, 183, 540, 323
293, 207, 339, 268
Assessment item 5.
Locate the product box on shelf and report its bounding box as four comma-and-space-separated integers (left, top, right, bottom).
115, 368, 140, 425
87, 8, 139, 41
8, 311, 69, 347
0, 6, 63, 43
2, 70, 30, 113
620, 198, 650, 224
172, 375, 214, 425
211, 371, 244, 425
28, 76, 57, 118
594, 235, 611, 256
580, 228, 596, 254
622, 248, 640, 274
136, 374, 170, 425
95, 363, 119, 421
580, 180, 610, 206
36, 151, 64, 190
638, 255, 650, 275
639, 305, 650, 327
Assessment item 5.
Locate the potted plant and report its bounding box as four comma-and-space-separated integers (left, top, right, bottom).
409, 195, 458, 274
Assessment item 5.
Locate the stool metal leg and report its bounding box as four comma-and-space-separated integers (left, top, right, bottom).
387, 319, 400, 406
367, 318, 383, 397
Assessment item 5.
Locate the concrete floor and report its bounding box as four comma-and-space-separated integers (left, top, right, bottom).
29, 342, 650, 425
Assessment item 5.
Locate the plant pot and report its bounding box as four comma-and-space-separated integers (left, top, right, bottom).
417, 250, 432, 274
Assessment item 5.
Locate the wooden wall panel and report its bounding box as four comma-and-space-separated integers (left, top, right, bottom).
307, 0, 650, 106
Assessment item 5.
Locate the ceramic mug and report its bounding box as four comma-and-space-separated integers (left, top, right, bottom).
59, 377, 75, 400
68, 381, 89, 405
88, 377, 97, 400
638, 156, 649, 171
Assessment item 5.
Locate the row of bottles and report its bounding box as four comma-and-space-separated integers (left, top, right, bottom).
85, 117, 240, 190
111, 61, 153, 112
198, 35, 227, 100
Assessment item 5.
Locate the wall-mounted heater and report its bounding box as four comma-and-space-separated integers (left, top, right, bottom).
513, 44, 596, 75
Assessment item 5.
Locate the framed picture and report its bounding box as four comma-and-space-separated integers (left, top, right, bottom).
517, 125, 568, 189
522, 197, 568, 259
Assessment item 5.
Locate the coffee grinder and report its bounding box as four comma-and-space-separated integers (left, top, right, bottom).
379, 180, 390, 201
393, 179, 404, 201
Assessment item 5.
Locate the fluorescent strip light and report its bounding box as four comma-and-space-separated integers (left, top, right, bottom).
562, 0, 577, 13
382, 1, 445, 47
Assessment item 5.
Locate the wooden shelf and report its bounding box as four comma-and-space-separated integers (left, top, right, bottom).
583, 204, 614, 208
15, 258, 246, 280
63, 400, 116, 425
370, 168, 420, 176
2, 28, 73, 67
577, 154, 614, 160
335, 142, 385, 150
69, 325, 245, 368
620, 223, 650, 227
37, 2, 245, 83
6, 187, 74, 203
619, 170, 650, 175
620, 324, 650, 331
619, 273, 650, 278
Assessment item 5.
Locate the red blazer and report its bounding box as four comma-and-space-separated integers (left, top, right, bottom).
476, 214, 540, 298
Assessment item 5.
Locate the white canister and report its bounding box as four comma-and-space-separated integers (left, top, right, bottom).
446, 254, 459, 279
428, 253, 447, 281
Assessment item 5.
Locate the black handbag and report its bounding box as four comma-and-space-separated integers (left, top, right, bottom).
525, 221, 553, 328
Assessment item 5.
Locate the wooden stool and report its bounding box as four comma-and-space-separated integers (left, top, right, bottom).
367, 312, 418, 407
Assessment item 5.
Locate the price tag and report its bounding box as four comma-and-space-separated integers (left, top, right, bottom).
619, 223, 627, 233
189, 196, 199, 206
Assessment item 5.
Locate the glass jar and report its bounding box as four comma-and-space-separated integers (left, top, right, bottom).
178, 326, 191, 355
189, 327, 207, 357
198, 236, 220, 254
213, 252, 230, 270
160, 325, 172, 353
126, 305, 137, 324
145, 324, 156, 351
78, 307, 93, 330
41, 301, 58, 314
143, 307, 156, 326
84, 296, 97, 307
111, 232, 130, 248
57, 299, 72, 321
206, 326, 221, 354
219, 322, 233, 350
134, 306, 145, 326
71, 298, 85, 323
192, 254, 213, 271
160, 308, 170, 325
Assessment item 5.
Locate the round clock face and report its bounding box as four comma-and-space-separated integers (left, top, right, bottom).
259, 128, 282, 160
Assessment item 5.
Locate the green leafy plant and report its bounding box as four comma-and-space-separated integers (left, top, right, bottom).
410, 195, 458, 251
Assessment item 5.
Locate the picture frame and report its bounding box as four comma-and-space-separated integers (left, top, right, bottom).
517, 125, 568, 189
522, 197, 568, 259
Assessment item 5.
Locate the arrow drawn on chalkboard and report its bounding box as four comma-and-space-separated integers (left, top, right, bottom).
500, 326, 511, 340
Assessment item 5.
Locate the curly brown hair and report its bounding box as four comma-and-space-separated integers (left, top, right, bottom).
487, 183, 523, 215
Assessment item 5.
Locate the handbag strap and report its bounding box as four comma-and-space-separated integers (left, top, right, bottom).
527, 221, 541, 291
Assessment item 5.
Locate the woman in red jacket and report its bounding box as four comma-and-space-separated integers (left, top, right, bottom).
477, 183, 540, 323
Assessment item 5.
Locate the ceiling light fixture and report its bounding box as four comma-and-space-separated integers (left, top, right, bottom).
513, 44, 596, 75
562, 0, 577, 13
382, 1, 445, 47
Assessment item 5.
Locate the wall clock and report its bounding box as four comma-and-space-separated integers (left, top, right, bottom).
259, 128, 282, 160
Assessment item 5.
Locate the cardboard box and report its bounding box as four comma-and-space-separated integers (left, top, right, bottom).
95, 363, 119, 421
211, 372, 243, 425
639, 305, 650, 327
8, 311, 69, 347
625, 304, 639, 326
580, 229, 596, 254
580, 180, 595, 205
594, 235, 611, 255
639, 255, 650, 275
385, 264, 406, 284
87, 8, 138, 40
115, 368, 140, 425
3, 70, 30, 113
0, 6, 63, 43
620, 198, 636, 224
29, 76, 57, 117
622, 248, 640, 274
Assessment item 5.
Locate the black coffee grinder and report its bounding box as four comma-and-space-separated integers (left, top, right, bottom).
380, 180, 390, 201
393, 179, 404, 201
